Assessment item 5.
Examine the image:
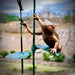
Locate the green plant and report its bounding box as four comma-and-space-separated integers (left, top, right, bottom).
35, 65, 37, 69
12, 67, 17, 71
43, 52, 50, 61
55, 55, 65, 62
64, 14, 71, 23
6, 15, 19, 21
0, 13, 19, 23
73, 54, 75, 62
10, 51, 16, 54
28, 65, 37, 71
28, 66, 33, 71
0, 51, 9, 57
23, 17, 31, 20
57, 70, 65, 73
44, 69, 50, 72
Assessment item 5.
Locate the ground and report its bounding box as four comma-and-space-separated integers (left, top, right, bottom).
0, 21, 75, 75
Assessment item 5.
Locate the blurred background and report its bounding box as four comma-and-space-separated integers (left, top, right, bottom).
0, 0, 75, 75
0, 0, 75, 23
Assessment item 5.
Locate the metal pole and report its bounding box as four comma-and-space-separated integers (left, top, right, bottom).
17, 0, 24, 74
20, 10, 23, 75
33, 0, 36, 75
19, 0, 23, 74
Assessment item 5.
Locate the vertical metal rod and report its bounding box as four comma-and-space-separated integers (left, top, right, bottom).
16, 0, 23, 75
20, 9, 23, 75
33, 0, 35, 44
33, 51, 35, 75
33, 0, 36, 75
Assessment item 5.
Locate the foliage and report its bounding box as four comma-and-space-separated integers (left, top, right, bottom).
43, 52, 50, 61
28, 65, 37, 71
12, 67, 17, 71
23, 17, 31, 20
44, 69, 50, 72
0, 13, 19, 23
6, 15, 19, 21
57, 70, 65, 73
73, 54, 75, 62
28, 66, 33, 71
0, 14, 8, 23
10, 51, 16, 54
0, 51, 9, 57
55, 54, 65, 62
64, 14, 71, 23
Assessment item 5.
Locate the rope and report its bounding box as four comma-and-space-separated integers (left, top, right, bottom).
17, 0, 23, 74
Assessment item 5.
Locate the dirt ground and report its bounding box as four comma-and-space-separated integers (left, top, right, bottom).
0, 21, 75, 75
0, 61, 75, 75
